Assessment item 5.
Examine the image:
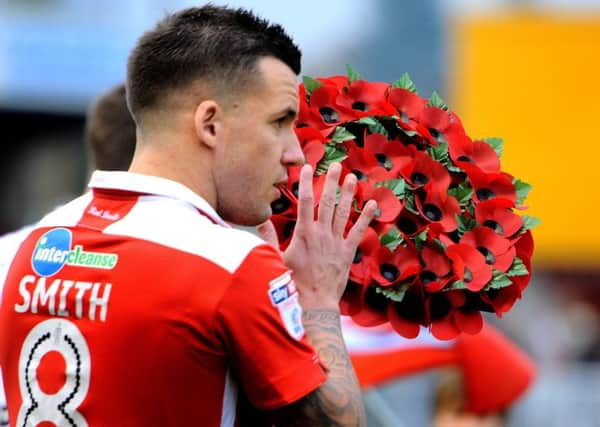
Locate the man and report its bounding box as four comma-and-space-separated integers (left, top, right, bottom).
0, 83, 134, 427
0, 5, 376, 427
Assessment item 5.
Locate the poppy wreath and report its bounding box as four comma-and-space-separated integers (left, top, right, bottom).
271, 66, 540, 340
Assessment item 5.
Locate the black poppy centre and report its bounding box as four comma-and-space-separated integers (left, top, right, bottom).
351, 169, 367, 181
271, 196, 291, 214
397, 217, 417, 235
351, 101, 369, 112
423, 203, 442, 221
483, 220, 504, 235
420, 270, 438, 285
353, 248, 363, 264
380, 263, 399, 282
457, 155, 474, 163
477, 246, 496, 265
476, 188, 495, 201
319, 106, 339, 124
411, 172, 429, 186
375, 153, 393, 171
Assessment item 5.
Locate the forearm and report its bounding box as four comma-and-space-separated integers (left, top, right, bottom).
300, 309, 366, 427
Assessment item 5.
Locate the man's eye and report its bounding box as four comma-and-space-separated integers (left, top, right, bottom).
275, 117, 287, 127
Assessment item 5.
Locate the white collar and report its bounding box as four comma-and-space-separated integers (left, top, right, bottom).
88, 170, 229, 227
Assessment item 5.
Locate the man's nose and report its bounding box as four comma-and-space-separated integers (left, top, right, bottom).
282, 133, 305, 167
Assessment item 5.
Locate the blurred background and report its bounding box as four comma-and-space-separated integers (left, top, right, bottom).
1, 0, 600, 425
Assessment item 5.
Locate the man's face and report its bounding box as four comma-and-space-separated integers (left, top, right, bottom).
212, 56, 304, 226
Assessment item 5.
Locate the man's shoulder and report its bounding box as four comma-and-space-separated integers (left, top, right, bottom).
103, 195, 271, 273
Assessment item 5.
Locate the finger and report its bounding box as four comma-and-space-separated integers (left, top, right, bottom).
333, 172, 357, 236
345, 199, 378, 248
296, 164, 315, 229
257, 220, 280, 250
317, 162, 342, 226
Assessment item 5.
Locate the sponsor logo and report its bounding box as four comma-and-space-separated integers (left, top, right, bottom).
268, 272, 305, 340
31, 228, 118, 277
269, 284, 290, 305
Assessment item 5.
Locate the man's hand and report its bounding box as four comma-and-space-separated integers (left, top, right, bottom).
261, 162, 377, 310
259, 163, 376, 427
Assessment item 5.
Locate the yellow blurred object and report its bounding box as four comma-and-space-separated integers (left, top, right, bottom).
449, 12, 600, 268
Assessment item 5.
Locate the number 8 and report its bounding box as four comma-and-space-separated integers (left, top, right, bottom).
17, 319, 90, 427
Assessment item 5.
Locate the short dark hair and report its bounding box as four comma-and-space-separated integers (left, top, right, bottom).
85, 84, 136, 172
126, 5, 302, 120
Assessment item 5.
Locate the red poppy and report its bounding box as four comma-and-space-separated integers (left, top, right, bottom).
337, 80, 397, 117
415, 187, 460, 232
355, 182, 403, 224
446, 244, 492, 291
398, 151, 451, 193
317, 75, 348, 90
417, 107, 466, 145
295, 126, 326, 169
482, 285, 521, 317
419, 246, 452, 292
371, 245, 421, 287
428, 290, 483, 340
462, 164, 517, 205
395, 210, 428, 238
387, 289, 427, 338
461, 226, 516, 273
475, 199, 523, 238
343, 141, 392, 182
309, 84, 358, 128
510, 230, 534, 292
350, 283, 391, 327
387, 87, 427, 122
448, 135, 500, 174
349, 226, 380, 286
364, 133, 413, 178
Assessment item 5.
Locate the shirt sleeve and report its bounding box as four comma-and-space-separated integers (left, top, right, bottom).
214, 243, 327, 410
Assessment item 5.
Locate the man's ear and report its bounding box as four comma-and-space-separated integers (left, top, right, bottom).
194, 100, 223, 149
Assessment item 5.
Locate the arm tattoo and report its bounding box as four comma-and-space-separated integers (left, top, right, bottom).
270, 309, 365, 427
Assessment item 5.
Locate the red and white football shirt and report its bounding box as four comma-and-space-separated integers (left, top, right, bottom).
0, 171, 326, 427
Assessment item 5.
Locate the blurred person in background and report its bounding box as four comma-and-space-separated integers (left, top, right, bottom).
0, 5, 377, 426
0, 83, 133, 427
343, 320, 535, 427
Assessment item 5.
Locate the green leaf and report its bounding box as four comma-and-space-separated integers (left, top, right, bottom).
400, 129, 418, 137
302, 76, 323, 96
375, 282, 411, 303
376, 179, 407, 198
427, 142, 449, 164
404, 193, 420, 215
354, 117, 378, 126
346, 64, 362, 83
513, 179, 532, 206
485, 270, 513, 290
506, 257, 529, 277
433, 238, 447, 251
481, 137, 504, 157
368, 118, 389, 137
330, 127, 356, 144
445, 280, 467, 291
456, 214, 477, 236
521, 215, 541, 231
316, 144, 348, 175
448, 183, 474, 206
413, 229, 428, 251
427, 91, 449, 111
392, 72, 417, 93
448, 164, 463, 173
380, 226, 404, 251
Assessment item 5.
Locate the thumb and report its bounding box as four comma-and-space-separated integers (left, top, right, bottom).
256, 220, 280, 250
